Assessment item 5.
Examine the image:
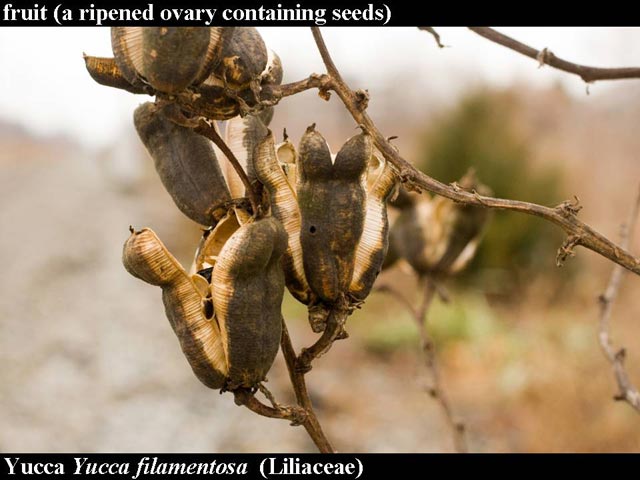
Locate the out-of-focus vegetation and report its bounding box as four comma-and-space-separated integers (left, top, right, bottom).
417, 89, 570, 294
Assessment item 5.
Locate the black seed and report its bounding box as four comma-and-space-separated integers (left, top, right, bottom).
198, 267, 213, 283
203, 298, 214, 320
309, 226, 317, 234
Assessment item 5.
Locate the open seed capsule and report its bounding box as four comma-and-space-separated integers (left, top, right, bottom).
111, 27, 228, 94
349, 155, 398, 300
123, 209, 287, 391
122, 227, 227, 389
297, 125, 370, 304
133, 102, 231, 226
253, 130, 314, 306
390, 170, 491, 276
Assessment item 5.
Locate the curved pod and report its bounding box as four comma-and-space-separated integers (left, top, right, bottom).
211, 215, 287, 389
349, 155, 398, 300
123, 228, 227, 389
253, 131, 313, 305
123, 212, 287, 391
133, 102, 231, 226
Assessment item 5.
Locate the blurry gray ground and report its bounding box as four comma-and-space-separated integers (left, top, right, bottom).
0, 139, 449, 452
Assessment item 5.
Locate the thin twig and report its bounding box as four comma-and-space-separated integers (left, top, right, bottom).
377, 281, 468, 452
597, 184, 640, 412
194, 120, 261, 216
418, 27, 446, 49
280, 319, 336, 453
297, 299, 351, 373
468, 27, 640, 83
233, 388, 307, 425
308, 27, 640, 277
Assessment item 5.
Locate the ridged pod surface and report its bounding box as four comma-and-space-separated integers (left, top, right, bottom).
211, 214, 287, 390
111, 27, 227, 93
123, 210, 287, 390
122, 228, 227, 389
133, 102, 231, 226
349, 155, 398, 300
297, 126, 370, 303
253, 131, 313, 305
218, 114, 269, 198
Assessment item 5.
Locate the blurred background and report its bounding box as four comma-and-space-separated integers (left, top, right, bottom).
1, 27, 639, 452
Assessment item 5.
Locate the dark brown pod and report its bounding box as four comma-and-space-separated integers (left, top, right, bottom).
214, 27, 267, 88
123, 227, 227, 389
133, 102, 231, 226
297, 125, 370, 303
212, 214, 287, 389
111, 27, 227, 94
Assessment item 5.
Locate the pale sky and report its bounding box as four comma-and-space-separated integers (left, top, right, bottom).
0, 27, 638, 149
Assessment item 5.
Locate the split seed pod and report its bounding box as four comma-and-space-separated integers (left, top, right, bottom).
297, 125, 369, 304
254, 126, 397, 332
133, 102, 231, 226
390, 170, 491, 276
349, 155, 398, 300
196, 31, 282, 120
111, 27, 228, 94
123, 209, 287, 390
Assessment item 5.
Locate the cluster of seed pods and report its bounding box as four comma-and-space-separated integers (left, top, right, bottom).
86, 27, 399, 390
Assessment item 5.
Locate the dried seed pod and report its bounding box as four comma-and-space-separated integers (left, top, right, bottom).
349, 155, 398, 300
390, 170, 491, 276
211, 213, 287, 389
195, 31, 281, 120
297, 125, 370, 303
253, 130, 313, 305
112, 27, 227, 94
133, 102, 231, 226
123, 227, 227, 389
214, 27, 267, 88
123, 210, 287, 391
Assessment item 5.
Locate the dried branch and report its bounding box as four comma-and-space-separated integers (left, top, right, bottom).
307, 27, 640, 277
233, 388, 307, 424
468, 27, 640, 84
377, 281, 468, 453
597, 185, 640, 412
418, 27, 446, 49
297, 299, 350, 373
280, 320, 336, 453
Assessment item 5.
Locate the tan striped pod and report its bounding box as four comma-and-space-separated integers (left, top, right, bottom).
123, 209, 287, 391
349, 155, 398, 300
211, 215, 287, 389
253, 131, 313, 306
122, 228, 227, 389
389, 170, 491, 276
